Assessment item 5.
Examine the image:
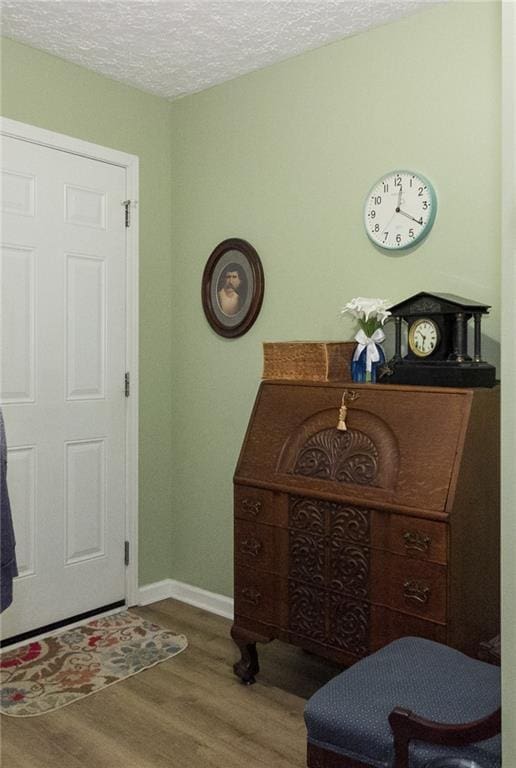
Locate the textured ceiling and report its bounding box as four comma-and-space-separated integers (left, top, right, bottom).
1, 1, 442, 101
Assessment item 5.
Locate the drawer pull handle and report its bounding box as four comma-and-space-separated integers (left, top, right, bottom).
403, 579, 431, 604
403, 531, 431, 554
242, 498, 262, 517
241, 587, 261, 606
240, 537, 262, 558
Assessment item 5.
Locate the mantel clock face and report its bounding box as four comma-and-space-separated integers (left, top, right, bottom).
364, 170, 437, 250
408, 317, 440, 357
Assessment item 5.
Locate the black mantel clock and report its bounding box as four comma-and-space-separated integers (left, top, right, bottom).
379, 292, 497, 387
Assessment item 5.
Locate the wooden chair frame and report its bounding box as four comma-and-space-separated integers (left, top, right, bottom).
389, 705, 501, 768
307, 706, 501, 768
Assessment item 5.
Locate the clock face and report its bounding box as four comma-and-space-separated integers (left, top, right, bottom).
364, 170, 437, 250
408, 318, 440, 357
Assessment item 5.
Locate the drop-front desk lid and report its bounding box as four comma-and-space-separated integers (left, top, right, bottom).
234, 380, 499, 518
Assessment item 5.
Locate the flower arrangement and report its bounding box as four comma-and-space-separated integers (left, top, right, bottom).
340, 297, 392, 382
340, 297, 392, 336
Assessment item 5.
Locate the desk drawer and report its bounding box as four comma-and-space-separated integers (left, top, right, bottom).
371, 552, 447, 623
235, 519, 288, 574
372, 513, 447, 564
234, 566, 284, 626
234, 486, 286, 526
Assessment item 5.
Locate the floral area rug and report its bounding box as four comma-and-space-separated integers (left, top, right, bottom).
0, 610, 187, 717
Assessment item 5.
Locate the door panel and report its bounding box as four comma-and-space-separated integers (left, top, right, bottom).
1, 135, 127, 639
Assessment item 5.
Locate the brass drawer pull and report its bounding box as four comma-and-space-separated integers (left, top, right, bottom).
403, 579, 430, 604
240, 537, 263, 558
403, 530, 431, 554
241, 587, 261, 606
242, 498, 262, 517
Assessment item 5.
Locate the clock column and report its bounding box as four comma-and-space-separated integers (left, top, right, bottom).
393, 317, 403, 361
452, 312, 471, 362
473, 313, 483, 362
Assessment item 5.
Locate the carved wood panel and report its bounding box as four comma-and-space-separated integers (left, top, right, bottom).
330, 506, 370, 544
289, 497, 325, 535
327, 592, 369, 655
289, 497, 371, 542
292, 428, 379, 486
289, 530, 325, 587
288, 581, 326, 643
329, 541, 369, 599
287, 495, 371, 656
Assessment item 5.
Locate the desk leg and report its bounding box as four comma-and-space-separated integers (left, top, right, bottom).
231, 624, 271, 684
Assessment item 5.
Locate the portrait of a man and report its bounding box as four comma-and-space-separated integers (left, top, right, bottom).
216, 262, 248, 317
202, 238, 264, 338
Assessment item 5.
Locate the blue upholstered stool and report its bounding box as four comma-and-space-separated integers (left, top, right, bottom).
304, 637, 500, 768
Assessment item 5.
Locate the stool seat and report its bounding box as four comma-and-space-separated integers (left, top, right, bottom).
304, 637, 500, 768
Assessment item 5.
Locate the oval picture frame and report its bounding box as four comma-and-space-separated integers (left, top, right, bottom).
201, 238, 264, 338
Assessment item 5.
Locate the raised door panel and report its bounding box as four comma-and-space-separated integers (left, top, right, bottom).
0, 244, 35, 403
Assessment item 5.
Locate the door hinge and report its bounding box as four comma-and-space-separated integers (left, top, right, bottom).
122, 200, 131, 228
125, 372, 130, 397
125, 540, 130, 566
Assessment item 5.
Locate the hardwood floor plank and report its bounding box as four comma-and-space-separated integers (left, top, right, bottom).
0, 599, 341, 767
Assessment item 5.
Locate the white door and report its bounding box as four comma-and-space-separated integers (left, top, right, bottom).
1, 134, 128, 640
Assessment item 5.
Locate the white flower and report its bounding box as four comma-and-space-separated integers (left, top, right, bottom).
340, 297, 391, 325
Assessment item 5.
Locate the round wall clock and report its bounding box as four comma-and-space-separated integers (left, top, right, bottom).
364, 170, 437, 250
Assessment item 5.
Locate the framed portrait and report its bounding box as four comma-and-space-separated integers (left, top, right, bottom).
201, 238, 264, 338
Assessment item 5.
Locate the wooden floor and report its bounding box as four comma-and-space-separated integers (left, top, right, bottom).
0, 599, 342, 768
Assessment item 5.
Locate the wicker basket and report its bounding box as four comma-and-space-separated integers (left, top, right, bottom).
262, 341, 354, 382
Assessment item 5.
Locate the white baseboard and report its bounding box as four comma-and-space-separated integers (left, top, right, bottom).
137, 578, 234, 620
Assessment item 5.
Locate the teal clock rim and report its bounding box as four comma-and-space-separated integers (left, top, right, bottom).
364, 169, 437, 251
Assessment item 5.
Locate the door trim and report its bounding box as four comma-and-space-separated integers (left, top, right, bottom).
0, 116, 140, 608
501, 5, 516, 762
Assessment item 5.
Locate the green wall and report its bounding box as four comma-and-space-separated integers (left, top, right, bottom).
0, 37, 175, 586
168, 1, 501, 595
0, 1, 501, 599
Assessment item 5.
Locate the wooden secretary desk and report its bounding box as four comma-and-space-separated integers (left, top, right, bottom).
231, 380, 500, 684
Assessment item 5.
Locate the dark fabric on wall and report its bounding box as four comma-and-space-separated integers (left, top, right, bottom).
0, 409, 18, 612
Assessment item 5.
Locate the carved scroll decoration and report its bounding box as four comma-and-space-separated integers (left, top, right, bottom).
328, 593, 369, 655
240, 498, 262, 518
289, 530, 325, 587
288, 581, 326, 643
410, 297, 442, 313
292, 428, 379, 486
331, 506, 370, 544
289, 497, 325, 535
329, 542, 369, 599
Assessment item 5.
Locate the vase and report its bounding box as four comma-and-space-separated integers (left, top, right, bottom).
350, 342, 385, 383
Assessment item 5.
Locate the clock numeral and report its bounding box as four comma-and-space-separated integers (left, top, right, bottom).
383, 231, 389, 243
422, 201, 429, 210
396, 234, 402, 244
383, 182, 389, 193
370, 210, 376, 219
394, 175, 402, 187
373, 195, 382, 205
418, 186, 426, 196
409, 228, 415, 238
373, 224, 380, 232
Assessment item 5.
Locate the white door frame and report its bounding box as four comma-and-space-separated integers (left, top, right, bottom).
501, 4, 516, 764
0, 116, 139, 609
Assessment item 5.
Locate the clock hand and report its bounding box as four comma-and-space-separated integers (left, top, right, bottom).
397, 184, 403, 208
397, 209, 423, 225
